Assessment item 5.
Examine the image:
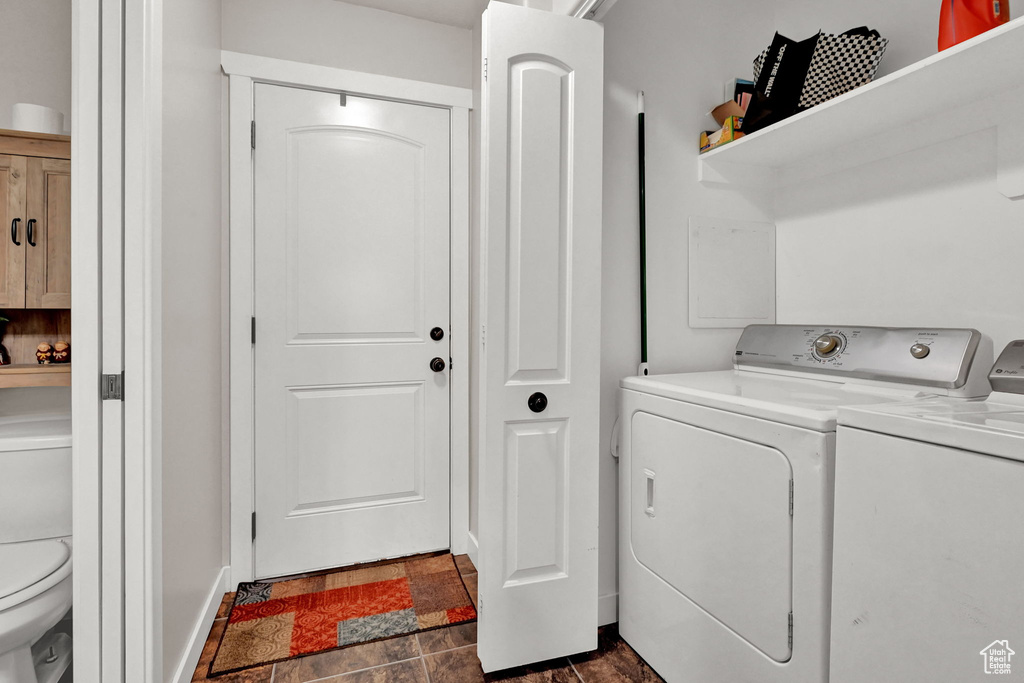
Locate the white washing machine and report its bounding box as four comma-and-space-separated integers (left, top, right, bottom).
617, 325, 992, 683
830, 340, 1024, 683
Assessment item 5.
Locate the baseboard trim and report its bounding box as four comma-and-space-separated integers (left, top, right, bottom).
466, 531, 479, 568
598, 592, 618, 627
170, 566, 230, 683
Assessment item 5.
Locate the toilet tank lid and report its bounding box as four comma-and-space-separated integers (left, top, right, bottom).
0, 417, 71, 452
0, 539, 70, 600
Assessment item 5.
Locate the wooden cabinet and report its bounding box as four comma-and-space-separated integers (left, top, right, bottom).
25, 157, 72, 308
0, 153, 28, 308
0, 130, 71, 310
0, 129, 71, 389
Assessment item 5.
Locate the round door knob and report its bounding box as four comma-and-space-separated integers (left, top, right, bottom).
528, 392, 548, 413
430, 327, 445, 341
430, 357, 446, 373
910, 343, 930, 359
813, 334, 841, 356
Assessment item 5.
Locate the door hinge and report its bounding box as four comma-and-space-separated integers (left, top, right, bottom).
101, 372, 124, 401
481, 324, 486, 348
789, 479, 794, 516
251, 316, 256, 345
251, 120, 256, 149
251, 511, 256, 541
483, 58, 488, 81
788, 611, 793, 649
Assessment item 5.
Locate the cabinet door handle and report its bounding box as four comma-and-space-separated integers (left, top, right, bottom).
26, 219, 36, 247
10, 218, 21, 246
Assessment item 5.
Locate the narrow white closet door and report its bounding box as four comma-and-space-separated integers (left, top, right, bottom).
477, 2, 604, 672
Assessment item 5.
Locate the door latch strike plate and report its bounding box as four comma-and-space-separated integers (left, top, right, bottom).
101, 373, 124, 401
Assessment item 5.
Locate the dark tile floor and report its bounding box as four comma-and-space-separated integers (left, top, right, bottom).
192, 555, 663, 683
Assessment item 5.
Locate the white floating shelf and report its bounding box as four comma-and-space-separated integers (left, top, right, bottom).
698, 17, 1024, 197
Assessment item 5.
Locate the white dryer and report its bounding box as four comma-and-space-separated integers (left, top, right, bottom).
617, 325, 992, 683
830, 340, 1024, 683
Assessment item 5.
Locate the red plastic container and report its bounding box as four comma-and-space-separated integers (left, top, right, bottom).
939, 0, 1010, 50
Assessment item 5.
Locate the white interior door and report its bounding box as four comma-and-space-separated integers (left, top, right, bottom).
477, 2, 604, 672
253, 84, 451, 579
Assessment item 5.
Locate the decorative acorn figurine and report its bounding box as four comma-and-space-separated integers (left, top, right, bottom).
53, 341, 70, 364
36, 342, 53, 365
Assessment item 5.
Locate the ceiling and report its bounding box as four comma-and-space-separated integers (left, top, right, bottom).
337, 0, 491, 29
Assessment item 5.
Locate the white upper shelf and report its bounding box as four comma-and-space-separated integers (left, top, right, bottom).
698, 17, 1024, 196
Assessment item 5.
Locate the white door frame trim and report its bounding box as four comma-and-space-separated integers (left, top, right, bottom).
224, 52, 473, 584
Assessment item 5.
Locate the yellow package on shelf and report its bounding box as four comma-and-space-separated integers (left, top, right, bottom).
700, 116, 744, 154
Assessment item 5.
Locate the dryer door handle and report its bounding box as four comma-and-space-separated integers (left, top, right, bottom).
644, 469, 656, 518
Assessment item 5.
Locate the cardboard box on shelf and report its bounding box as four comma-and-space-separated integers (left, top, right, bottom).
700, 116, 744, 154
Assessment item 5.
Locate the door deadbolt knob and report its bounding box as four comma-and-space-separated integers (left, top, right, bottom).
430, 327, 445, 341
528, 392, 548, 413
430, 357, 446, 373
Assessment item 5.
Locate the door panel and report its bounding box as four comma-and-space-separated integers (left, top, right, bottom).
285, 128, 424, 343
0, 154, 27, 309
630, 412, 794, 662
506, 60, 570, 382
26, 157, 72, 308
286, 383, 424, 512
503, 420, 569, 582
254, 84, 451, 579
478, 2, 604, 672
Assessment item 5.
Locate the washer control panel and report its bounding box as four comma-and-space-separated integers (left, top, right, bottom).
990, 340, 1024, 394
734, 325, 983, 389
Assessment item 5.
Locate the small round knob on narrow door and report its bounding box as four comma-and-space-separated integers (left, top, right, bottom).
430, 327, 445, 341
910, 343, 930, 359
814, 334, 841, 356
430, 357, 446, 373
528, 392, 548, 413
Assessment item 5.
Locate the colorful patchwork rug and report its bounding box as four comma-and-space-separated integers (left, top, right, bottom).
209, 553, 476, 676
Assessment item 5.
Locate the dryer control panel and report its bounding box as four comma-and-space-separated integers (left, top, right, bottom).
734, 325, 984, 390
990, 340, 1024, 394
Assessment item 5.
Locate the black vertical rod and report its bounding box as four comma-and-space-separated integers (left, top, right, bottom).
638, 92, 648, 367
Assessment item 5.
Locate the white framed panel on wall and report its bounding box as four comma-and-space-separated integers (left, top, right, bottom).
688, 216, 776, 329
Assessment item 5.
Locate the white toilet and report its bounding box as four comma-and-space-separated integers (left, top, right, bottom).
0, 411, 73, 683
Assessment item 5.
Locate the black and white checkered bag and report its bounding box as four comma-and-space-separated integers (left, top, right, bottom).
753, 27, 889, 110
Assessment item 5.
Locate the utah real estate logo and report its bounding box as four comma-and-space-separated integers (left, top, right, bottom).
980, 640, 1014, 675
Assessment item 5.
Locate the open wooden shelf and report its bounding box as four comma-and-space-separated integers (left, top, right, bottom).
698, 17, 1024, 196
0, 364, 71, 388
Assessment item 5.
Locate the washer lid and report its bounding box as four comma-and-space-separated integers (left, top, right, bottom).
621, 370, 926, 431
0, 417, 71, 452
0, 539, 71, 600
839, 397, 1024, 462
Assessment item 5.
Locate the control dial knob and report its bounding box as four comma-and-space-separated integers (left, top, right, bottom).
910, 343, 930, 359
814, 334, 842, 356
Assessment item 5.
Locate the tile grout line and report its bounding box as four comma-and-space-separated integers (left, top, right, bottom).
568, 658, 586, 682
415, 633, 432, 683
429, 642, 477, 655
298, 655, 424, 683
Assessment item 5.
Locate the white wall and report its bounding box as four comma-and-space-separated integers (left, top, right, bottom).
776, 124, 1024, 352
0, 0, 72, 132
160, 0, 225, 678
221, 0, 474, 88
600, 0, 775, 613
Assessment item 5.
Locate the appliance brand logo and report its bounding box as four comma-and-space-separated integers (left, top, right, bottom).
980, 640, 1014, 675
